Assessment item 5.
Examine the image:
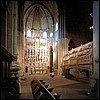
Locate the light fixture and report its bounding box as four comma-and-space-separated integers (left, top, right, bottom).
89, 26, 93, 29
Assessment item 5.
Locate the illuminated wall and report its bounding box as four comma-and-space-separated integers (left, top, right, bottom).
24, 30, 50, 74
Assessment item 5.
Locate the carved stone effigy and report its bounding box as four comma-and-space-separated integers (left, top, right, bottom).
77, 42, 93, 66
62, 41, 93, 79
62, 41, 93, 69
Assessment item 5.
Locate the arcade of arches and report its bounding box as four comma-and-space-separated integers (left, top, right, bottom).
1, 1, 99, 99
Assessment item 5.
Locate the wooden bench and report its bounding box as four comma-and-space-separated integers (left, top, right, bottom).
31, 77, 61, 99
31, 78, 55, 99
1, 79, 19, 99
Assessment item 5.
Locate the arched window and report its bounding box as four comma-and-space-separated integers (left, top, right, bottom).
55, 22, 58, 42
55, 22, 58, 31
50, 32, 53, 37
27, 30, 31, 37
43, 31, 47, 39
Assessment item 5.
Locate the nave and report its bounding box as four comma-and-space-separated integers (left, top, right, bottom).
19, 74, 93, 99
1, 1, 99, 99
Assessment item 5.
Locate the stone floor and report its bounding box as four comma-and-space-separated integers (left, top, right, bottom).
19, 74, 94, 99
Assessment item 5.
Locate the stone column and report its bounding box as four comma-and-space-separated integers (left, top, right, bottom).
13, 1, 18, 55
7, 1, 17, 54
1, 1, 8, 48
10, 1, 21, 80
17, 1, 25, 75
93, 1, 99, 79
61, 11, 64, 57
89, 1, 99, 98
7, 1, 13, 53
50, 46, 53, 73
58, 6, 67, 75
58, 11, 62, 75
63, 9, 67, 54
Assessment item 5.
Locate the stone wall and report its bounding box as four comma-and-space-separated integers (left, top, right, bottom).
62, 41, 93, 79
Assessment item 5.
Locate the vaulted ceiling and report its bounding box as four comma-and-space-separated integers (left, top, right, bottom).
24, 1, 93, 35
24, 1, 58, 33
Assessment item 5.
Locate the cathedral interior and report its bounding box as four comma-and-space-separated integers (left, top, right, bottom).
1, 1, 99, 99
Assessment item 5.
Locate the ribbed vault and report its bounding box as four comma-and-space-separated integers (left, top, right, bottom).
24, 2, 54, 34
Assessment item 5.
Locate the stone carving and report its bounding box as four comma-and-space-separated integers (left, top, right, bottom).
62, 41, 93, 67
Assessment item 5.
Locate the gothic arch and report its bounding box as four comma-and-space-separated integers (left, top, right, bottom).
24, 2, 54, 28
68, 39, 75, 51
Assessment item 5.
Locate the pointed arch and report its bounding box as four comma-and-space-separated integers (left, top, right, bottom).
68, 39, 75, 51
24, 2, 54, 27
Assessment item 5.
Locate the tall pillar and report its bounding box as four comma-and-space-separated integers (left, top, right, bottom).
50, 46, 53, 73
63, 9, 67, 54
17, 1, 25, 75
7, 1, 18, 58
1, 1, 8, 48
61, 11, 64, 57
90, 1, 99, 98
58, 11, 62, 75
93, 1, 99, 79
7, 1, 13, 53
58, 7, 67, 75
13, 1, 18, 56
7, 1, 17, 54
10, 1, 21, 80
